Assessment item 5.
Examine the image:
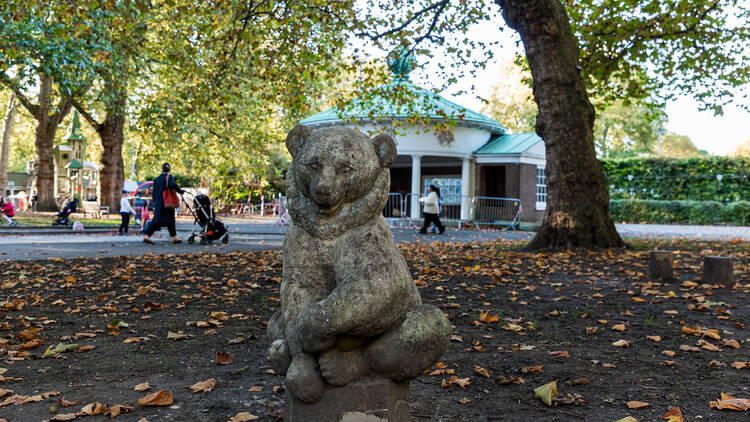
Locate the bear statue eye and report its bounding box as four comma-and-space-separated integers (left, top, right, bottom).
338, 165, 353, 174
307, 162, 321, 170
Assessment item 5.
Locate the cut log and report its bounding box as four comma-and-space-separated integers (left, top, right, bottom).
702, 256, 733, 284
648, 250, 673, 280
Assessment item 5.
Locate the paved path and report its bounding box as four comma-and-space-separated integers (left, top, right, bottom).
3, 220, 749, 261
0, 220, 533, 261
615, 223, 750, 241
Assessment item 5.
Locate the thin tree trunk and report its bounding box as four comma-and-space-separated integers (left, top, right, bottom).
495, 0, 623, 249
0, 92, 18, 195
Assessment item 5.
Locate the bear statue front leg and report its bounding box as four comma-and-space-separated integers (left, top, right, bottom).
318, 336, 371, 386
297, 301, 336, 354
285, 352, 326, 403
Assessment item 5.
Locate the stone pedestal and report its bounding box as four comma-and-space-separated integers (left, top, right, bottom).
285, 377, 410, 422
648, 250, 673, 280
702, 256, 733, 284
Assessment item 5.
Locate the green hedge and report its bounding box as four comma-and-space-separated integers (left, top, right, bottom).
602, 157, 750, 202
610, 200, 750, 226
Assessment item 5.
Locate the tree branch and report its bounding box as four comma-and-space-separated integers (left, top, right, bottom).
70, 99, 103, 131
355, 0, 449, 41
0, 73, 40, 119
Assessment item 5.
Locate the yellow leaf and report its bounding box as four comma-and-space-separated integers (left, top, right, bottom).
614, 417, 639, 422
534, 381, 557, 406
660, 406, 684, 422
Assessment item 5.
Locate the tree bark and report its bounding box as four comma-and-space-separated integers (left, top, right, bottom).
75, 84, 126, 212
495, 0, 623, 250
0, 92, 18, 195
33, 75, 72, 211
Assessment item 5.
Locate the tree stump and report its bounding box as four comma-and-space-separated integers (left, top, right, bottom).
702, 256, 733, 284
285, 376, 410, 422
648, 250, 674, 280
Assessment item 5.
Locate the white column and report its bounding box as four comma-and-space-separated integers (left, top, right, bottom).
460, 157, 471, 220
410, 154, 422, 219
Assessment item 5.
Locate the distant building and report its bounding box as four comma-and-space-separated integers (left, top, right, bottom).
299, 49, 546, 222
4, 172, 32, 196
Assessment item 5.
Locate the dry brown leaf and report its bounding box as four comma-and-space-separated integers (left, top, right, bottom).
548, 351, 569, 358
679, 344, 700, 352
497, 376, 525, 385
189, 378, 216, 393
216, 351, 234, 365
626, 400, 650, 409
646, 336, 661, 342
612, 339, 630, 348
458, 397, 471, 404
134, 382, 150, 392
58, 397, 78, 407
723, 339, 740, 349
248, 386, 263, 392
710, 392, 750, 411
521, 365, 543, 374
228, 412, 260, 422
137, 390, 173, 407
474, 366, 489, 378
81, 402, 107, 416
731, 361, 749, 369
107, 404, 133, 418
50, 414, 77, 421
612, 324, 626, 332
661, 406, 685, 422
479, 311, 499, 323
662, 350, 676, 357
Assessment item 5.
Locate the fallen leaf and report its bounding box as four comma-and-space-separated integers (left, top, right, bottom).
626, 400, 650, 409
723, 339, 740, 349
479, 311, 499, 323
612, 339, 630, 348
521, 365, 543, 374
662, 350, 676, 357
612, 324, 626, 332
81, 402, 106, 416
534, 381, 558, 406
50, 414, 77, 421
216, 351, 234, 365
548, 351, 569, 358
661, 406, 684, 422
248, 386, 263, 392
58, 398, 78, 407
189, 378, 216, 393
679, 344, 700, 352
474, 366, 489, 378
710, 392, 750, 411
134, 382, 150, 392
497, 376, 525, 385
731, 362, 749, 369
646, 336, 661, 342
137, 390, 173, 407
166, 331, 188, 341
615, 417, 639, 422
458, 397, 471, 404
228, 412, 259, 422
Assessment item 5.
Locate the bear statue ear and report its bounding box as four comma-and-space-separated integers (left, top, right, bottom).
286, 125, 313, 159
371, 133, 397, 168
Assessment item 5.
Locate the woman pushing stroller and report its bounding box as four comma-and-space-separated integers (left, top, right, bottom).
143, 163, 184, 244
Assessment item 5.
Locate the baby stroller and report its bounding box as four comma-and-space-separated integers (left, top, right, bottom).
183, 193, 229, 245
52, 198, 78, 226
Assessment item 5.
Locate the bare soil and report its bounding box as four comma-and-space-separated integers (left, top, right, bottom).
0, 239, 748, 421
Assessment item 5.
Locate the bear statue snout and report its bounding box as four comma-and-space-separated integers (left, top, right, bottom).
311, 183, 341, 210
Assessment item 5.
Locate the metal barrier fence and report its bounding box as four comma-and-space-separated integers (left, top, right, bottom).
384, 193, 521, 230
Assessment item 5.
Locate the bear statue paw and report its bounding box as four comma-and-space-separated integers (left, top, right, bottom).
286, 354, 326, 403
319, 348, 371, 387
267, 339, 292, 376
299, 327, 336, 354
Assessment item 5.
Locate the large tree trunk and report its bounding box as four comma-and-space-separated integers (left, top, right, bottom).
0, 92, 17, 195
97, 93, 126, 212
495, 0, 623, 250
34, 76, 72, 211
76, 85, 127, 212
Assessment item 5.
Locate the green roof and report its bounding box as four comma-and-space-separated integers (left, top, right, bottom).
299, 78, 507, 135
65, 159, 84, 169
474, 133, 542, 154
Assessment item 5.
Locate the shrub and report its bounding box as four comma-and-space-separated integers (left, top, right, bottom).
610, 200, 750, 225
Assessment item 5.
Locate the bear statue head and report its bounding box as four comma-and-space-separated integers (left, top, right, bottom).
285, 125, 397, 238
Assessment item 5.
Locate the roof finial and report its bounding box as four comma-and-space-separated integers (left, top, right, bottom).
66, 110, 86, 142
387, 45, 416, 80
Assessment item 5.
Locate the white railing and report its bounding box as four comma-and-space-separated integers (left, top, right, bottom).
384, 193, 522, 230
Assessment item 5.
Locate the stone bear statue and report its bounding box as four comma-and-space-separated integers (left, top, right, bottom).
267, 125, 452, 404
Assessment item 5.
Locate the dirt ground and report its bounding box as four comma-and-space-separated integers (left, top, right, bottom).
0, 239, 748, 421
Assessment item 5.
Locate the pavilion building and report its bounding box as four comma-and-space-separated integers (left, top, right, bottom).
299, 50, 546, 223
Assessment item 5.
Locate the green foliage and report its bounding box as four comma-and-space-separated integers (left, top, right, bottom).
567, 1, 750, 112
602, 157, 750, 202
610, 199, 750, 226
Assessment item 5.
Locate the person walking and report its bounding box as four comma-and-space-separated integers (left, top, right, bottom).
143, 163, 184, 244
118, 190, 135, 235
419, 185, 445, 234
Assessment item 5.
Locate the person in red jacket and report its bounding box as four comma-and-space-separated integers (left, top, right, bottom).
0, 197, 16, 225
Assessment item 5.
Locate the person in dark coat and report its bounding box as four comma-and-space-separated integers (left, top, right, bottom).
143, 163, 184, 244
